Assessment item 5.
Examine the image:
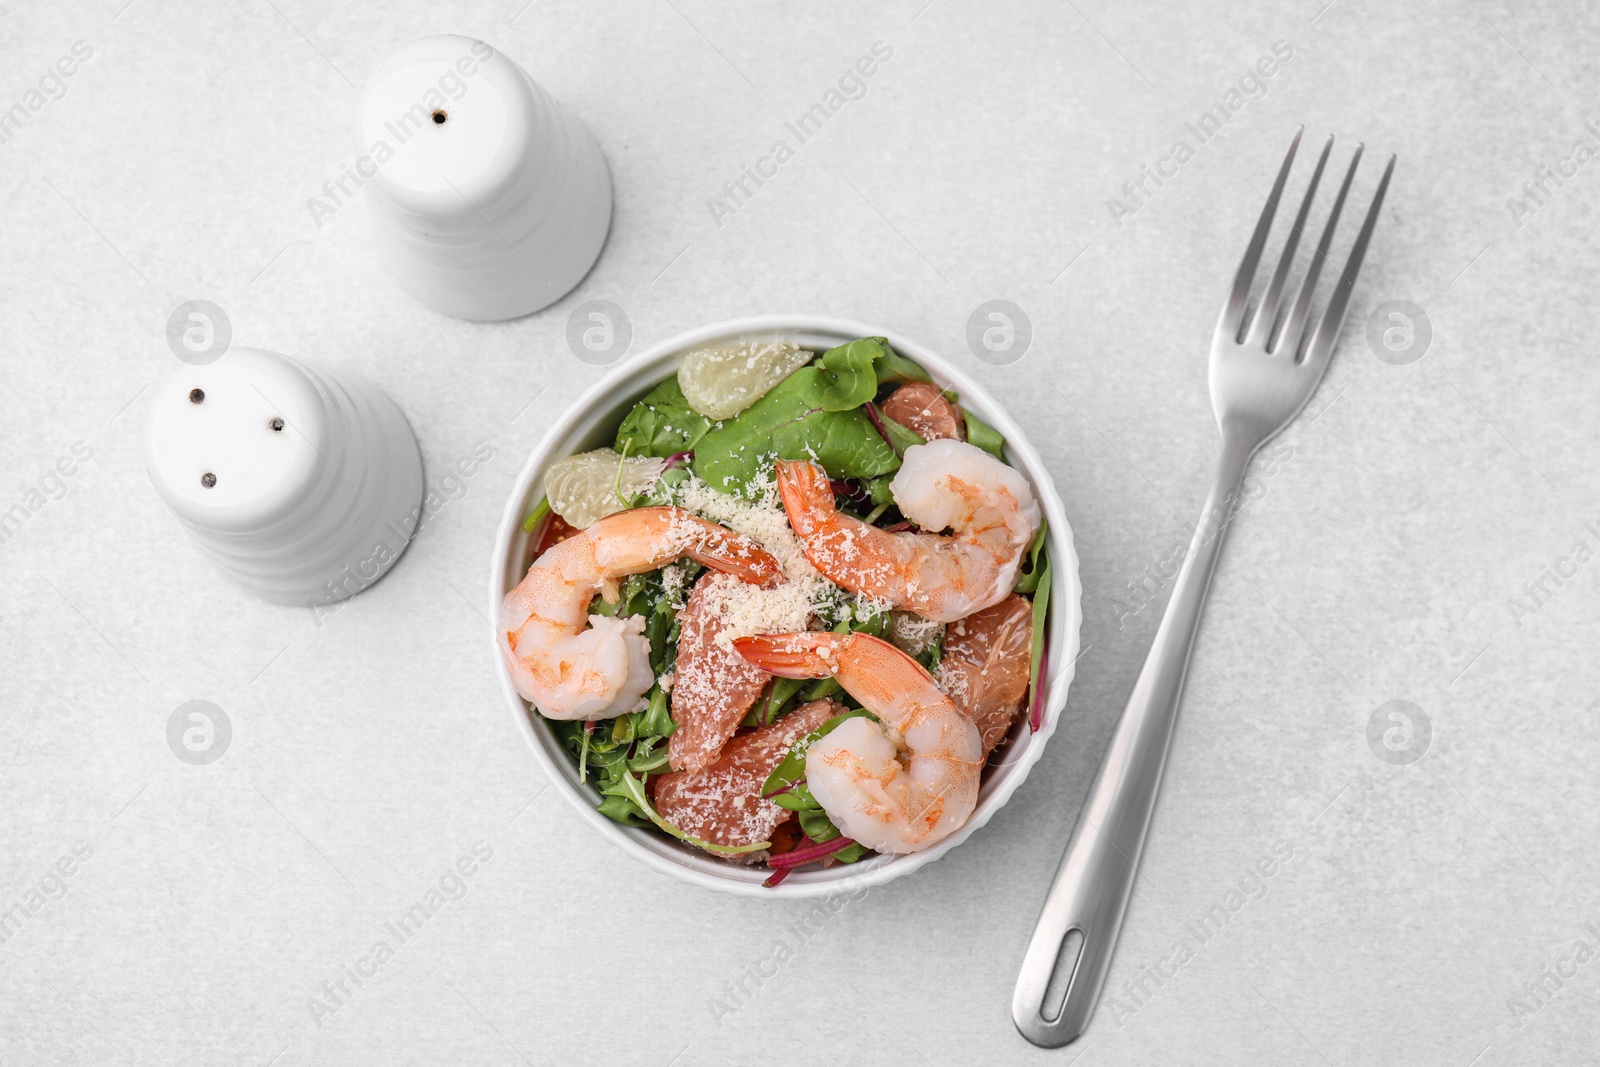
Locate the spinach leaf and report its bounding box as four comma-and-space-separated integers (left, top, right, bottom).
816, 339, 885, 411
614, 376, 713, 457
875, 343, 932, 386
692, 366, 899, 496
817, 336, 930, 408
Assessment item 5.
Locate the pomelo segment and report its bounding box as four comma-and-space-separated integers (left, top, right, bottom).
653, 698, 843, 850
544, 448, 666, 529
668, 571, 771, 772
679, 340, 812, 420
881, 381, 966, 442
936, 594, 1033, 754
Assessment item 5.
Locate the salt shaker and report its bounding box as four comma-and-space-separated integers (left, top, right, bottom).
143, 347, 425, 610
356, 34, 613, 321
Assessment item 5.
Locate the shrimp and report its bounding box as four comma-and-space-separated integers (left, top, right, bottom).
776, 438, 1040, 623
733, 631, 982, 855
500, 506, 780, 721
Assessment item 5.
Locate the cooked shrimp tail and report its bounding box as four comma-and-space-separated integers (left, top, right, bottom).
726, 631, 842, 679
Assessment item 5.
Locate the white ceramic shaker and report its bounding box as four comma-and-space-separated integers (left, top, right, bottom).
143, 347, 425, 608
356, 34, 613, 321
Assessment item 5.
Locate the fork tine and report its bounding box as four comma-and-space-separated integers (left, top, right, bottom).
1245, 135, 1332, 351
1301, 152, 1396, 371
1275, 143, 1362, 361
1218, 127, 1303, 341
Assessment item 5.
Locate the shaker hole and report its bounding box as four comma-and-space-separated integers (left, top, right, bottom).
431, 109, 447, 125
200, 472, 217, 488
189, 388, 205, 404
269, 417, 285, 432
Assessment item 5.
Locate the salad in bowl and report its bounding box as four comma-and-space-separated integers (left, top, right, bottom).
492, 318, 1079, 895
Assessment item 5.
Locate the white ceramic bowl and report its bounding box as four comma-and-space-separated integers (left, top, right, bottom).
491, 316, 1081, 898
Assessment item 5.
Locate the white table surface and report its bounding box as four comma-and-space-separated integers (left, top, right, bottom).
4, 2, 1598, 1064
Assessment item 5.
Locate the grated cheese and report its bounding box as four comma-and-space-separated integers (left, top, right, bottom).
664, 468, 840, 646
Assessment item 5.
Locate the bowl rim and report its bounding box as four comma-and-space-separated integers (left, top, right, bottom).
489, 315, 1082, 898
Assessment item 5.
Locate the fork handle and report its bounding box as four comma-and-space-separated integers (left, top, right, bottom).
1013, 436, 1255, 1047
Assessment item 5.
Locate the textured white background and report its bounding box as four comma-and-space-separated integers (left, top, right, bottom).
3, 1, 1598, 1064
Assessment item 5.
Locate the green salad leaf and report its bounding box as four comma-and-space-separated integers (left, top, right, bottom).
761, 709, 872, 812
963, 408, 1006, 458
521, 496, 550, 534
875, 343, 932, 386
816, 338, 885, 411
871, 404, 926, 459
1013, 523, 1049, 594
604, 769, 770, 855
1028, 555, 1052, 716
756, 677, 808, 728
614, 376, 714, 457
863, 473, 897, 506
692, 366, 900, 496
794, 809, 868, 862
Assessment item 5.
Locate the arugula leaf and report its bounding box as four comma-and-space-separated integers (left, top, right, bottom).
521, 496, 550, 534
1013, 523, 1049, 594
849, 598, 891, 639
763, 677, 808, 727
794, 808, 868, 863
637, 465, 691, 506
761, 710, 872, 803
610, 713, 636, 745
596, 794, 651, 827
614, 376, 714, 457
606, 769, 770, 855
692, 366, 900, 496
626, 743, 672, 774
640, 685, 674, 737
801, 677, 843, 702
963, 408, 1006, 458
1028, 555, 1052, 717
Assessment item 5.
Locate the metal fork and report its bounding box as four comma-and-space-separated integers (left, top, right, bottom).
1012, 129, 1394, 1048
